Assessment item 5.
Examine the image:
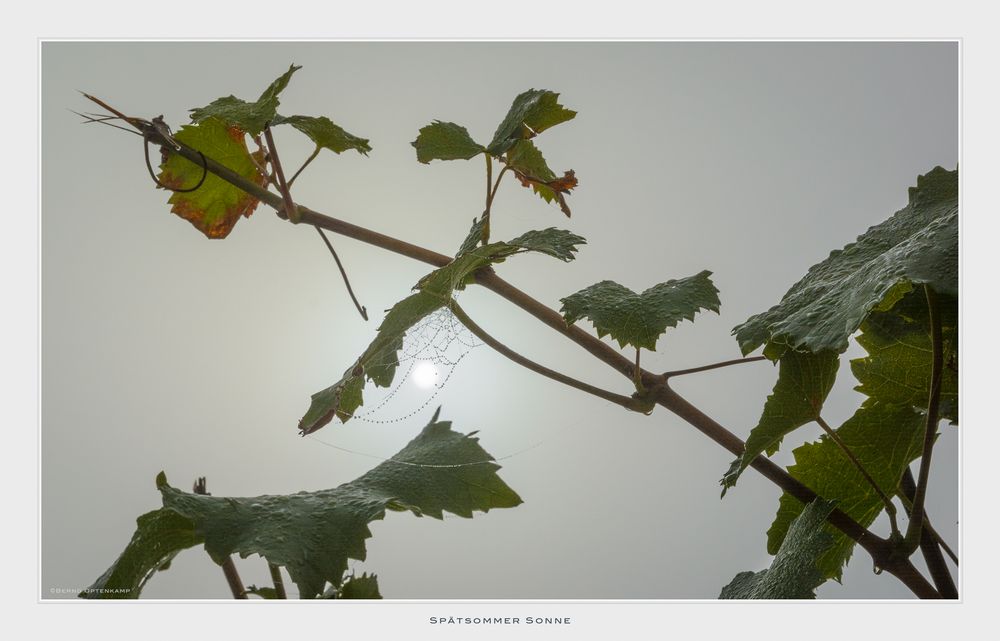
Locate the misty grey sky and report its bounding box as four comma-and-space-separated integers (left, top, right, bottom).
41, 42, 957, 599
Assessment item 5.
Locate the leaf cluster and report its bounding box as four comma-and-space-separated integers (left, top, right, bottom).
159, 64, 370, 239
721, 166, 959, 592
412, 89, 579, 216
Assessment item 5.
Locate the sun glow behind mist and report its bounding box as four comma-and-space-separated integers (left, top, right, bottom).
411, 361, 439, 389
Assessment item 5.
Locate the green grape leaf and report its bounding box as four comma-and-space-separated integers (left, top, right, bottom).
733, 166, 958, 356
852, 289, 958, 422
721, 350, 840, 494
189, 64, 300, 135
79, 508, 202, 599
272, 114, 371, 155
456, 216, 488, 256
157, 117, 267, 239
560, 271, 721, 351
720, 499, 835, 599
502, 228, 586, 263
488, 89, 577, 156
506, 139, 577, 217
336, 572, 382, 599
412, 121, 485, 163
300, 228, 586, 434
82, 410, 521, 599
767, 402, 925, 581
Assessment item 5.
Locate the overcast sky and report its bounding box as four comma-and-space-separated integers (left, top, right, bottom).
41, 41, 957, 599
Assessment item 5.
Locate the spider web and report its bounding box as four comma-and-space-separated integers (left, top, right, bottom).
305, 299, 563, 470
350, 305, 481, 425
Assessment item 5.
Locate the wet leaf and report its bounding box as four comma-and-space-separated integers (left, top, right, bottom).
852, 289, 958, 422
560, 271, 721, 351
720, 499, 835, 599
721, 350, 840, 494
190, 64, 300, 136
272, 114, 371, 156
733, 166, 958, 355
766, 402, 925, 581
79, 509, 201, 599
412, 121, 484, 163
82, 410, 521, 599
336, 572, 382, 599
487, 89, 576, 156
456, 216, 488, 256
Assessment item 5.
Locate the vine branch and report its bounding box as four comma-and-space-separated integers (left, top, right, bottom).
123, 127, 940, 599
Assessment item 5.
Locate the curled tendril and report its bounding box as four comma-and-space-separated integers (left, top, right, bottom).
143, 137, 207, 193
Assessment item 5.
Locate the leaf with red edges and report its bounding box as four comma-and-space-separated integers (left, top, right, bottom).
157, 117, 267, 239
505, 139, 577, 217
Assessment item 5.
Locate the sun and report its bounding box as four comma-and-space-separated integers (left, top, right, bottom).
411, 361, 439, 389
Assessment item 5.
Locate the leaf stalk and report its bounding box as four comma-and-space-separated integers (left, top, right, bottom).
815, 415, 900, 539
901, 284, 944, 555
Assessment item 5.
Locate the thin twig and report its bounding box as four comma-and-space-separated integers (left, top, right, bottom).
903, 285, 944, 554
816, 415, 900, 538
448, 299, 648, 412
314, 226, 368, 320
192, 477, 248, 599
288, 146, 321, 188
480, 164, 510, 246
488, 164, 509, 208
71, 110, 143, 136
263, 127, 366, 320
485, 153, 493, 208
664, 355, 768, 378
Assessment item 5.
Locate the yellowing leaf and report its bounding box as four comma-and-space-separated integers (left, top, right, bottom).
157, 117, 267, 239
